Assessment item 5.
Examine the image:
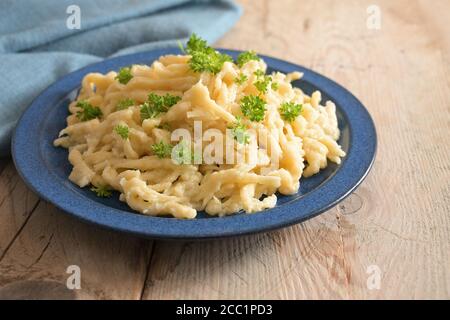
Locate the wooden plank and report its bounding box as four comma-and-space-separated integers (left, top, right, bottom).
140, 0, 450, 299
0, 0, 449, 300
0, 160, 154, 299
0, 162, 39, 259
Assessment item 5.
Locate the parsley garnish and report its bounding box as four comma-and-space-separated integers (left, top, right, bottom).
116, 98, 135, 110
172, 140, 191, 164
186, 33, 208, 54
189, 49, 232, 74
152, 140, 194, 164
114, 124, 129, 139
271, 82, 279, 90
253, 70, 273, 94
184, 33, 233, 74
253, 69, 264, 77
90, 185, 112, 197
254, 77, 271, 94
115, 67, 133, 84
151, 141, 173, 159
140, 102, 158, 120
228, 117, 250, 144
140, 93, 181, 120
280, 102, 303, 122
177, 40, 185, 53
240, 95, 266, 122
236, 50, 260, 67
76, 100, 102, 121
234, 73, 248, 85
160, 93, 181, 107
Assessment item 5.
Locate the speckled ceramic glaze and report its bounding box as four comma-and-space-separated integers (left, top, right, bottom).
12, 49, 377, 239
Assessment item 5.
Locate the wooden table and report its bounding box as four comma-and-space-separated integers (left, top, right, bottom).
0, 0, 449, 299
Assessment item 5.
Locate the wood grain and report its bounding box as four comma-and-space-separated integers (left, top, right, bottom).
0, 199, 154, 299
0, 0, 449, 299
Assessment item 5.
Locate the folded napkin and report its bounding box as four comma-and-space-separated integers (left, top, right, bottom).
0, 0, 241, 156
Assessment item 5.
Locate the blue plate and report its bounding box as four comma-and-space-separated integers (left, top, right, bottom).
12, 49, 376, 240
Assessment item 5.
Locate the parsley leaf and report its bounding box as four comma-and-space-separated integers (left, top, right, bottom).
114, 124, 129, 139
228, 117, 250, 144
253, 70, 273, 94
177, 40, 186, 53
160, 93, 181, 108
115, 67, 133, 84
140, 101, 159, 120
271, 82, 279, 90
234, 73, 248, 85
240, 95, 266, 122
76, 100, 102, 121
236, 50, 260, 67
185, 33, 208, 54
90, 185, 112, 197
254, 77, 271, 94
140, 93, 181, 120
280, 102, 303, 122
185, 34, 232, 74
172, 140, 191, 164
116, 98, 135, 110
189, 48, 232, 74
151, 141, 173, 159
253, 69, 265, 77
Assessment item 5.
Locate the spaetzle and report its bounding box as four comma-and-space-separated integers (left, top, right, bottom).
54, 35, 345, 219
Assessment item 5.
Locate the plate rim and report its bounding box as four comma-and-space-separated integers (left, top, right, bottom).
12, 48, 377, 240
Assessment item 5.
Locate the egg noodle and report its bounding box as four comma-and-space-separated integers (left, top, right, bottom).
54, 35, 345, 219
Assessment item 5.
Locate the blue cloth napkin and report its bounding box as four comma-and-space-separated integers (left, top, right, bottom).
0, 0, 241, 156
